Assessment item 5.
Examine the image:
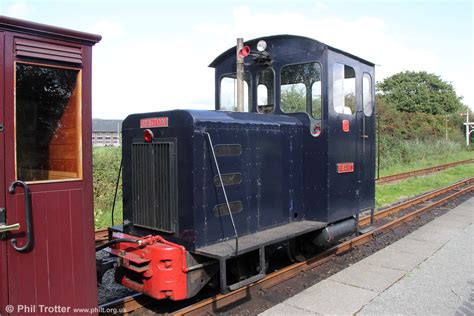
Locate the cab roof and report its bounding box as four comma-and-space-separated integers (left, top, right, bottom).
209, 34, 374, 68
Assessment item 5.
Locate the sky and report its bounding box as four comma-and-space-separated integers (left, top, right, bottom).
0, 0, 472, 118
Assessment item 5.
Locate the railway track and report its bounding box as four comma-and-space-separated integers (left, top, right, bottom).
376, 159, 473, 184
97, 177, 473, 315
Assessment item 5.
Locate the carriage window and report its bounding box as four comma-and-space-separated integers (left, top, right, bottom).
257, 68, 275, 113
220, 73, 250, 112
363, 73, 373, 116
333, 63, 356, 115
15, 63, 82, 182
281, 62, 322, 119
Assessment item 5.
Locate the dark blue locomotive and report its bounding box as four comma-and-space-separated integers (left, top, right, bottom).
102, 35, 376, 301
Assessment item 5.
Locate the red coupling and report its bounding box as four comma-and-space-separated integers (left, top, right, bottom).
106, 232, 188, 301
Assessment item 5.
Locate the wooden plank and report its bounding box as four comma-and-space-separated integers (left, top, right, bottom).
45, 191, 64, 307
15, 50, 82, 64
33, 193, 50, 306
15, 37, 82, 64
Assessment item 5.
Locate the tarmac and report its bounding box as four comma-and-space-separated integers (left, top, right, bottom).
260, 196, 474, 316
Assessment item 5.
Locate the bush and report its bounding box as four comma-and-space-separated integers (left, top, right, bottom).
376, 96, 472, 170
93, 147, 122, 228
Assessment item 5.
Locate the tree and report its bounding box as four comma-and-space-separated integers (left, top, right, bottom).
377, 71, 464, 115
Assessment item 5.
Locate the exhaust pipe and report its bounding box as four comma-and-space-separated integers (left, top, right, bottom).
236, 38, 245, 112
312, 217, 357, 247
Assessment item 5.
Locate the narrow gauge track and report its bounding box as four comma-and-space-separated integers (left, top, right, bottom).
376, 159, 473, 184
97, 177, 473, 315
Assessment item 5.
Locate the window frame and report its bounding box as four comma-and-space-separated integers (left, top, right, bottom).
279, 61, 323, 120
14, 60, 83, 184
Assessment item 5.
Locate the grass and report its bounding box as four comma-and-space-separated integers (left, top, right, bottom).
379, 150, 473, 177
376, 163, 474, 209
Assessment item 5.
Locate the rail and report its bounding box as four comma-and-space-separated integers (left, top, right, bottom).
376, 159, 473, 184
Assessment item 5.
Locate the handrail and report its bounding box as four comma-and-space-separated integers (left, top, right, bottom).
8, 180, 33, 253
204, 132, 239, 254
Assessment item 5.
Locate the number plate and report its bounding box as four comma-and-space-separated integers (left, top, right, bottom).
140, 117, 169, 128
337, 162, 354, 173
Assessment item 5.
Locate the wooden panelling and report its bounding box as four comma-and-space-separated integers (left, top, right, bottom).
8, 190, 93, 309
14, 38, 82, 64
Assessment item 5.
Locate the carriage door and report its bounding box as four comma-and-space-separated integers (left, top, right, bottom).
0, 31, 8, 313
1, 33, 98, 314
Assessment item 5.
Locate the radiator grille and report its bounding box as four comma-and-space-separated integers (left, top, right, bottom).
132, 141, 177, 232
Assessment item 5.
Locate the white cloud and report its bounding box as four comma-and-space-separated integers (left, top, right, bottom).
313, 0, 328, 12
91, 36, 215, 119
5, 1, 30, 19
195, 6, 442, 81
88, 20, 122, 39
91, 5, 472, 118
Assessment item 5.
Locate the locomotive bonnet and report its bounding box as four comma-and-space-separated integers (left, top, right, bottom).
102, 35, 376, 301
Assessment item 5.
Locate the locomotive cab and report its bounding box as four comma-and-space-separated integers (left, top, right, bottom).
103, 35, 376, 301
210, 35, 376, 223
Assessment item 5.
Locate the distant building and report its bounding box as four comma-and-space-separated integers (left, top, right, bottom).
92, 119, 122, 147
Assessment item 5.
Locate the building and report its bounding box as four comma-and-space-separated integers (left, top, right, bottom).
92, 119, 122, 147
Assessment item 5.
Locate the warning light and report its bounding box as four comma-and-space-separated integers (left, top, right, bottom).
238, 45, 250, 58
144, 129, 154, 143
312, 125, 321, 137
257, 40, 267, 52
342, 120, 350, 132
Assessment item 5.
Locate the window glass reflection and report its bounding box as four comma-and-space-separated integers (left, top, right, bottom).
363, 73, 373, 116
220, 73, 250, 112
333, 63, 356, 115
16, 63, 82, 181
280, 62, 322, 119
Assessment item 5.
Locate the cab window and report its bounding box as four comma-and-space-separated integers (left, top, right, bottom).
333, 63, 356, 115
257, 68, 275, 113
363, 73, 373, 116
280, 62, 322, 119
219, 73, 251, 112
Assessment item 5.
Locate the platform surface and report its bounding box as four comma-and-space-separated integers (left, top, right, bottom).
260, 196, 473, 315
